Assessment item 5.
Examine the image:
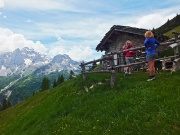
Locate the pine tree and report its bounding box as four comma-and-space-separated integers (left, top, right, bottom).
0, 103, 2, 111
60, 75, 64, 83
41, 77, 50, 91
56, 75, 64, 86
41, 77, 46, 91
69, 70, 75, 79
53, 79, 57, 88
57, 75, 61, 86
1, 98, 11, 111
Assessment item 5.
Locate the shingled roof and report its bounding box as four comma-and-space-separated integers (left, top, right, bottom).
96, 25, 168, 52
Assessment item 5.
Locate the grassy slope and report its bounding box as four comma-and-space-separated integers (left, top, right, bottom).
0, 70, 180, 135
164, 26, 180, 38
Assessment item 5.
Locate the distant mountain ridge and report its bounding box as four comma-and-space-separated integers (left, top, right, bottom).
0, 47, 81, 105
0, 47, 80, 76
34, 54, 80, 76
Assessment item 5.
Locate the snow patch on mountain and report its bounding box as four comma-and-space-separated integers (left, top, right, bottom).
0, 47, 81, 76
1, 65, 6, 70
24, 59, 32, 66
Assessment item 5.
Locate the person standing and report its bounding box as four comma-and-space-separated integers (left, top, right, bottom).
144, 31, 160, 81
122, 40, 135, 75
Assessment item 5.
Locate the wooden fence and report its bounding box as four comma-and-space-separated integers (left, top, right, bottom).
80, 32, 180, 88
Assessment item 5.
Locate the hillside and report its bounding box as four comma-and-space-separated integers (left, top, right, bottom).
0, 70, 180, 134
164, 26, 180, 38
0, 70, 71, 105
0, 47, 81, 106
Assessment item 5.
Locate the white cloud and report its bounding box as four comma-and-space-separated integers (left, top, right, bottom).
127, 14, 163, 29
48, 45, 95, 61
55, 34, 62, 41
47, 37, 103, 61
35, 18, 109, 40
0, 28, 102, 61
3, 0, 90, 13
127, 8, 179, 29
4, 0, 67, 10
25, 19, 32, 23
0, 0, 4, 8
4, 0, 102, 14
68, 46, 95, 61
0, 28, 47, 54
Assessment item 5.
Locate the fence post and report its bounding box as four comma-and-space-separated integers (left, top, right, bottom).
110, 70, 116, 88
173, 32, 179, 58
108, 53, 116, 88
109, 53, 114, 69
173, 32, 178, 41
80, 61, 86, 81
174, 46, 179, 57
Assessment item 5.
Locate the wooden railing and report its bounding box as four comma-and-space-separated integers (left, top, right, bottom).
80, 32, 180, 88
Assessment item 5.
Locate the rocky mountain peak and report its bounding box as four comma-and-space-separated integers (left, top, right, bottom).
52, 54, 71, 63
0, 47, 80, 76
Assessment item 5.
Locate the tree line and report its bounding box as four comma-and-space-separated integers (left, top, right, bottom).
41, 70, 75, 91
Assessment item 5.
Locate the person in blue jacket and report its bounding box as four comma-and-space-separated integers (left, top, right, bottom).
144, 31, 160, 81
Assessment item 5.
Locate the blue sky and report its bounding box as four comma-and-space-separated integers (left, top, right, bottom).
0, 0, 179, 61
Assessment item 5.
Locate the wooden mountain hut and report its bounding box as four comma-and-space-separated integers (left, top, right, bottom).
96, 25, 169, 72
96, 25, 168, 53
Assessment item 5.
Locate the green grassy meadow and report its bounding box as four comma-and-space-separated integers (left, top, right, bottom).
0, 70, 180, 135
164, 26, 180, 38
